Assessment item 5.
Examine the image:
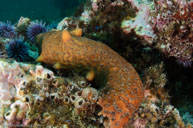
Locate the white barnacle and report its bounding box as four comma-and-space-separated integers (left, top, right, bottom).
74, 97, 85, 109
50, 93, 59, 100
34, 65, 44, 76
70, 95, 76, 104
78, 80, 88, 88
82, 87, 98, 102
35, 76, 44, 86
75, 90, 82, 97
17, 80, 28, 89
16, 87, 25, 98
42, 112, 51, 122
22, 95, 32, 103
10, 100, 30, 112
42, 69, 54, 80
51, 78, 58, 87
4, 108, 17, 122
42, 83, 49, 91
63, 96, 70, 104
67, 82, 75, 91
34, 95, 44, 101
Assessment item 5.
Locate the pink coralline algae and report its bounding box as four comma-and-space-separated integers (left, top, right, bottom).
152, 0, 193, 67
0, 59, 53, 105
121, 0, 156, 44
121, 0, 193, 67
133, 118, 147, 128
92, 0, 99, 12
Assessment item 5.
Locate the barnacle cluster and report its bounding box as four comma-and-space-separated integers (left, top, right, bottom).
130, 62, 193, 128
121, 0, 193, 67
0, 59, 191, 127
0, 59, 103, 128
151, 0, 193, 67
132, 100, 193, 128
143, 62, 167, 89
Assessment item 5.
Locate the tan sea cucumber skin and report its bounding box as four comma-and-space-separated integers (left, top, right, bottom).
36, 31, 144, 128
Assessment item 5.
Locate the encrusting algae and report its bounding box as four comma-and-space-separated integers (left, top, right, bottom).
36, 29, 144, 128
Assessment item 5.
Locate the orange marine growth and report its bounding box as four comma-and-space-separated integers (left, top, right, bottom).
36, 29, 144, 128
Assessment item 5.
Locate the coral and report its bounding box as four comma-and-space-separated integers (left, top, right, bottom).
36, 29, 144, 128
0, 21, 17, 38
26, 21, 47, 42
5, 37, 31, 62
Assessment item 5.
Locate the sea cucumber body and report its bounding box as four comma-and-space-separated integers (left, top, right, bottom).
37, 31, 144, 128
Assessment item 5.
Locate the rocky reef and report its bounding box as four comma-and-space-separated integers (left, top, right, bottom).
0, 59, 192, 127
0, 0, 193, 127
0, 59, 103, 128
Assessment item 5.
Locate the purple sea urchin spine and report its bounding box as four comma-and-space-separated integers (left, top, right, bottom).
26, 21, 47, 42
0, 21, 17, 38
176, 57, 192, 68
6, 37, 30, 62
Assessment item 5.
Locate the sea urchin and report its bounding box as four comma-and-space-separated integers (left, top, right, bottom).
26, 21, 47, 42
0, 21, 17, 38
6, 37, 31, 62
176, 57, 192, 68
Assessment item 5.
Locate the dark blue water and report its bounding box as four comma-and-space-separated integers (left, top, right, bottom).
0, 0, 85, 22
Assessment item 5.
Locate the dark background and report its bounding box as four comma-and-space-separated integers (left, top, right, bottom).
0, 0, 85, 23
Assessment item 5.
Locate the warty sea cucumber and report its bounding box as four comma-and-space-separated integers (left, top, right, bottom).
36, 29, 144, 128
